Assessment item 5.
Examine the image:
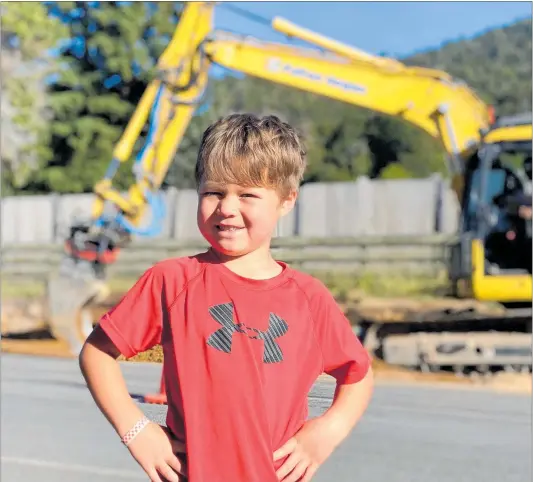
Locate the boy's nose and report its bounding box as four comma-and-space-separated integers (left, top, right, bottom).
217, 196, 239, 216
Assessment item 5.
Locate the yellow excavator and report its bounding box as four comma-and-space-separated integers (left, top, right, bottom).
47, 2, 532, 374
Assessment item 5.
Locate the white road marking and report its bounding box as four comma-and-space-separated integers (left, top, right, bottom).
1, 455, 145, 479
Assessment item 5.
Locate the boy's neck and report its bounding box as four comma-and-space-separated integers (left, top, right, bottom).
208, 246, 282, 280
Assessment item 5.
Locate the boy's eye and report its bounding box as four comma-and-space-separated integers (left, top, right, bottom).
201, 191, 258, 198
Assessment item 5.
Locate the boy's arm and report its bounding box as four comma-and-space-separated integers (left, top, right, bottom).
80, 326, 187, 482
79, 266, 163, 436
79, 326, 148, 439
273, 368, 373, 482
79, 266, 188, 482
320, 366, 374, 443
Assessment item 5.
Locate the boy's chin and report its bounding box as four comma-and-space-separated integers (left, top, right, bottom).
210, 243, 251, 258
207, 239, 265, 259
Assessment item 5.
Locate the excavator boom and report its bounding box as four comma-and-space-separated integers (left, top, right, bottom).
204, 24, 489, 166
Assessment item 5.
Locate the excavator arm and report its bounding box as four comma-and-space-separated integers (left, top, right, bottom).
48, 1, 493, 354
204, 19, 490, 170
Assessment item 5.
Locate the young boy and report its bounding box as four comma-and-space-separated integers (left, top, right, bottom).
79, 113, 373, 482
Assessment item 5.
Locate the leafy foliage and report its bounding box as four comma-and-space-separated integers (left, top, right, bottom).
25, 1, 184, 193
4, 6, 531, 194
0, 2, 67, 193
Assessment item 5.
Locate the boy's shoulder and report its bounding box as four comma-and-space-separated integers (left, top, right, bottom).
150, 252, 207, 283
285, 265, 332, 298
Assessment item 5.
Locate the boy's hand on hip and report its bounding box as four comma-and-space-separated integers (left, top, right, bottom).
126, 423, 187, 482
273, 416, 338, 482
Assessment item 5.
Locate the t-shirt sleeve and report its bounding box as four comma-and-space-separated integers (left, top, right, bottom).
97, 266, 165, 359
310, 280, 371, 384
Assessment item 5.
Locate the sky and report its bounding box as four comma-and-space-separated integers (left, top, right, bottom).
213, 1, 532, 58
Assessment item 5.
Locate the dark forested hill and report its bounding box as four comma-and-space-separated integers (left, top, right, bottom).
405, 18, 532, 116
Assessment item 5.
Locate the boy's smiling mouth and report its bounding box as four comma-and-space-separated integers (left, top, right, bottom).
216, 224, 244, 232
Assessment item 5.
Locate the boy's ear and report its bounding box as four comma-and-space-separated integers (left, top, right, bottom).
280, 190, 298, 216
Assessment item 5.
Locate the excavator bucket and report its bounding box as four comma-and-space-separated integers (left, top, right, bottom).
47, 270, 110, 356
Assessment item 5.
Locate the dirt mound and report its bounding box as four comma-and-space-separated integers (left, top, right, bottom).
1, 338, 76, 358
1, 337, 165, 362
1, 298, 48, 335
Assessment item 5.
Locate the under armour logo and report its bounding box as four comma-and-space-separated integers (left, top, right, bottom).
206, 303, 288, 363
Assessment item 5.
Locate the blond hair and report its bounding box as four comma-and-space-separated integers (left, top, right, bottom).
195, 113, 306, 198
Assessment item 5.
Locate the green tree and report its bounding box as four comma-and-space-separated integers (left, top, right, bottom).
363, 115, 446, 179
25, 1, 184, 194
0, 2, 67, 194
380, 163, 413, 180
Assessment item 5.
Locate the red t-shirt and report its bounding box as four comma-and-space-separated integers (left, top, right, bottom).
99, 252, 370, 482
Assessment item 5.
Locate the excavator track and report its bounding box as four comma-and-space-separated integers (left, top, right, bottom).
358, 307, 532, 376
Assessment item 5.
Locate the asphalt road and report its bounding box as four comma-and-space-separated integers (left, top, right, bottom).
2, 354, 531, 482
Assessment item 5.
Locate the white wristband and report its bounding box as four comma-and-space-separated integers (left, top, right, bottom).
121, 416, 150, 446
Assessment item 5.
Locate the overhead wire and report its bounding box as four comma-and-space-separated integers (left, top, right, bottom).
218, 2, 300, 45
218, 3, 273, 28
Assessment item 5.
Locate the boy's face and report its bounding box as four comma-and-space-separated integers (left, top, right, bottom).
197, 180, 296, 258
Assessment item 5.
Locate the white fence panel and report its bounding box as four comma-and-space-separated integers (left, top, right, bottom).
0, 176, 460, 244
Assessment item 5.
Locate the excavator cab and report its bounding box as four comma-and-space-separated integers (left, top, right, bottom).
450, 114, 532, 304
